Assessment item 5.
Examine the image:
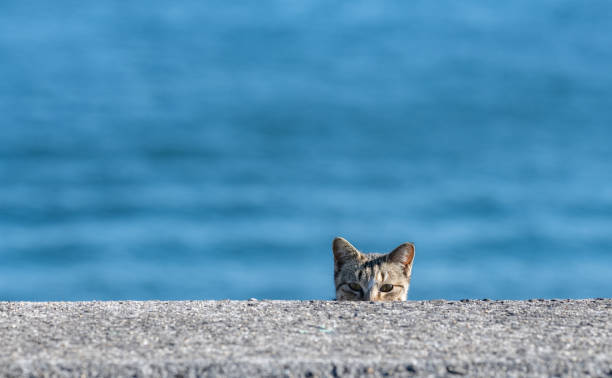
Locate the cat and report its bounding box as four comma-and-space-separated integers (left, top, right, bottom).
332, 237, 415, 301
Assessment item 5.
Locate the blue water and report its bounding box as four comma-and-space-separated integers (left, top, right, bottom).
1, 1, 612, 301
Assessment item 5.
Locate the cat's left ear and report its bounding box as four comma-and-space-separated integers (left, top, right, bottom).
387, 242, 415, 276
332, 237, 362, 270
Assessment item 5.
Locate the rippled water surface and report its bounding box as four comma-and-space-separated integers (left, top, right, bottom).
1, 1, 611, 300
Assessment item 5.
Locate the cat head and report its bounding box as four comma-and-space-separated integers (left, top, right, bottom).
332, 237, 415, 301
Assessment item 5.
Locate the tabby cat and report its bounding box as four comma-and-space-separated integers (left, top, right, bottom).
333, 237, 415, 301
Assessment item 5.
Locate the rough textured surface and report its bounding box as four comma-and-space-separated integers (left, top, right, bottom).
1, 299, 611, 377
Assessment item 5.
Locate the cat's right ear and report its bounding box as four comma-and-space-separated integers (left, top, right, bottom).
387, 242, 415, 276
332, 237, 362, 270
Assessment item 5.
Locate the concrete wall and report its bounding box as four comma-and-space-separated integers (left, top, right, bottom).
1, 299, 611, 377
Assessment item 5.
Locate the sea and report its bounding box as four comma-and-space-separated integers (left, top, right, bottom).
1, 0, 611, 301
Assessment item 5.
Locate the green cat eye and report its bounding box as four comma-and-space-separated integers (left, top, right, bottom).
348, 283, 361, 291
379, 284, 394, 292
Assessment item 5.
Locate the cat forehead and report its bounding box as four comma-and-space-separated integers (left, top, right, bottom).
339, 254, 403, 275
353, 252, 385, 262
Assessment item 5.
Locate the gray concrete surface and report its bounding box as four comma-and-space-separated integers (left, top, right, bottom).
0, 299, 611, 377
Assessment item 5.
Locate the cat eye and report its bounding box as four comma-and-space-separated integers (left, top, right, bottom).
348, 283, 362, 291
379, 284, 394, 292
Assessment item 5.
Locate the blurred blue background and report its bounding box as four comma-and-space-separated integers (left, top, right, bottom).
1, 1, 611, 301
